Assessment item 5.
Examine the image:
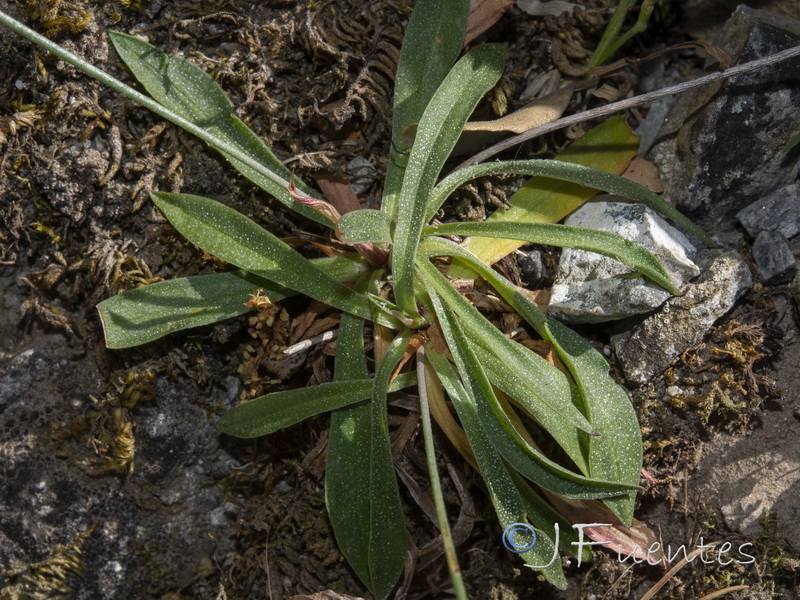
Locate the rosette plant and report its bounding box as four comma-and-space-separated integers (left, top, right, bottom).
1, 1, 711, 597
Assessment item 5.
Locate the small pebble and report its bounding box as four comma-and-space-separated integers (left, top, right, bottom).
752, 230, 797, 285
666, 385, 683, 397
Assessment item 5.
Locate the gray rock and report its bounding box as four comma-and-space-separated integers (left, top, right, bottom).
752, 230, 797, 284
721, 498, 770, 538
347, 156, 378, 196
548, 200, 700, 324
648, 6, 800, 231
613, 250, 752, 385
736, 184, 800, 239
0, 337, 241, 598
517, 249, 546, 287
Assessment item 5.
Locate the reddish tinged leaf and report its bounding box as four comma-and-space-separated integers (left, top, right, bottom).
315, 173, 363, 215
464, 0, 516, 45
545, 494, 668, 567
289, 178, 342, 224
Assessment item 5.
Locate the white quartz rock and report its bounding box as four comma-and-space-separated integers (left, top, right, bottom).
548, 200, 700, 323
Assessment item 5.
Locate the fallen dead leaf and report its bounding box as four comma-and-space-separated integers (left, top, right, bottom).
465, 0, 516, 45
622, 155, 664, 194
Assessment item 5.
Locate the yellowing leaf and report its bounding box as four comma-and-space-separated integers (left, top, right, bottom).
449, 116, 638, 276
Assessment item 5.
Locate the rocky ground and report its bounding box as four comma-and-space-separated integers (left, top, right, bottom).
1, 0, 799, 599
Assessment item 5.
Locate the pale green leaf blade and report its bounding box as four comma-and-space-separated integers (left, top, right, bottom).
326, 311, 373, 590
428, 157, 712, 246
422, 236, 642, 523
217, 371, 416, 439
97, 270, 283, 349
150, 192, 372, 319
427, 221, 678, 293
382, 0, 470, 218
107, 31, 329, 227
392, 43, 507, 316
97, 255, 369, 349
367, 331, 412, 599
426, 348, 568, 589
336, 209, 392, 244
427, 289, 636, 498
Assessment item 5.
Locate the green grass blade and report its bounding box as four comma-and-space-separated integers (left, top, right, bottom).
367, 331, 412, 599
217, 371, 416, 438
150, 192, 372, 319
382, 0, 470, 220
426, 348, 568, 589
785, 130, 800, 152
107, 31, 328, 227
326, 311, 374, 590
428, 290, 636, 498
392, 43, 507, 317
97, 255, 369, 349
427, 221, 678, 293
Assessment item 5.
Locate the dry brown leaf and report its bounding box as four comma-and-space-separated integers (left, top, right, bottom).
462, 87, 572, 135
590, 83, 627, 102
464, 0, 516, 45
402, 88, 570, 155
544, 495, 667, 567
622, 156, 664, 194
314, 173, 362, 214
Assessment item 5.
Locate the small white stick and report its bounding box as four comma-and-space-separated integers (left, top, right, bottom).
283, 329, 338, 356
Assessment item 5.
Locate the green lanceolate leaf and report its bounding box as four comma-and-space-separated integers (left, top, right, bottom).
426, 348, 568, 589
391, 43, 507, 317
466, 336, 589, 475
98, 270, 283, 349
427, 292, 634, 499
107, 31, 328, 227
97, 255, 370, 349
366, 331, 412, 599
218, 371, 416, 438
785, 130, 800, 152
428, 157, 713, 248
219, 380, 370, 438
150, 192, 372, 319
421, 237, 642, 523
426, 221, 678, 293
337, 209, 393, 244
326, 311, 374, 591
537, 317, 641, 524
382, 0, 470, 219
449, 116, 640, 277
415, 258, 592, 435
